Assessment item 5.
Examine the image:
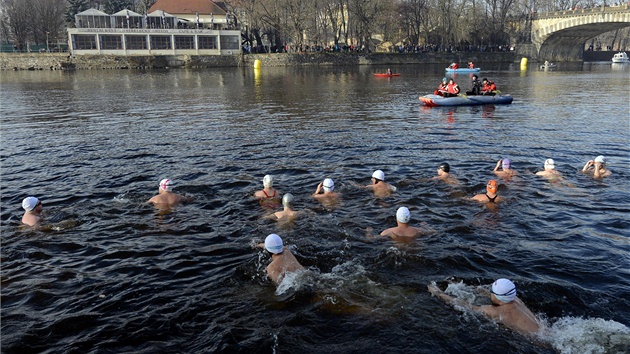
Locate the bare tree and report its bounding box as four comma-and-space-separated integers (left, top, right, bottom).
2, 0, 33, 51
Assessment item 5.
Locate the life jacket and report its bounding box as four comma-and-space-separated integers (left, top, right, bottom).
482, 81, 496, 92
447, 83, 460, 94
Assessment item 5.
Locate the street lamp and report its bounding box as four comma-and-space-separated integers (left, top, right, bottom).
46, 31, 49, 52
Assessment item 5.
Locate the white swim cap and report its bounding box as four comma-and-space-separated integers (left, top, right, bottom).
372, 170, 385, 181
282, 193, 294, 207
594, 155, 606, 164
264, 233, 283, 254
491, 278, 517, 303
22, 196, 39, 211
159, 178, 173, 191
323, 178, 334, 192
544, 159, 555, 170
263, 175, 273, 188
396, 207, 411, 223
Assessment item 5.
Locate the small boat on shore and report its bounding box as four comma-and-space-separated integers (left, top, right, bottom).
612, 52, 629, 63
445, 67, 481, 73
419, 93, 513, 107
374, 73, 401, 77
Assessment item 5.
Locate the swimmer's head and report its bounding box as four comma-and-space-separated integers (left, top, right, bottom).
159, 179, 173, 192
263, 175, 273, 188
323, 178, 334, 192
472, 74, 478, 80
264, 233, 283, 254
544, 159, 555, 170
502, 158, 511, 169
22, 196, 40, 212
594, 155, 605, 164
396, 207, 411, 224
439, 163, 450, 173
442, 77, 447, 83
491, 278, 517, 303
282, 193, 294, 207
487, 180, 498, 194
372, 170, 385, 182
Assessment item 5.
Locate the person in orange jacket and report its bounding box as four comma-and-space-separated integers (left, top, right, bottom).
434, 77, 448, 96
481, 78, 497, 95
443, 78, 460, 97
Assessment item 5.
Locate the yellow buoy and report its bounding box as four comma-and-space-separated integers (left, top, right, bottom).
254, 59, 261, 69
520, 57, 528, 70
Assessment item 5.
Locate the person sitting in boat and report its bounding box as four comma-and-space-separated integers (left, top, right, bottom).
386, 68, 392, 75
481, 78, 497, 96
434, 77, 449, 96
466, 74, 481, 95
468, 61, 474, 69
443, 78, 460, 97
448, 62, 459, 70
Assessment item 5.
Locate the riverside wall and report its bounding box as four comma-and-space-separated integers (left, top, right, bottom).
1, 51, 520, 71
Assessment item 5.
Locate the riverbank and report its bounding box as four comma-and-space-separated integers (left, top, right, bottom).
0, 52, 519, 70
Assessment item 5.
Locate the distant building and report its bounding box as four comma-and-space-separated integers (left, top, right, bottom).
67, 1, 240, 56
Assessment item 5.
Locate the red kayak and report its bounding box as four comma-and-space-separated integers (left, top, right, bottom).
374, 73, 401, 77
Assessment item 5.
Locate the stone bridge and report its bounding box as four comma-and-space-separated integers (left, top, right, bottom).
529, 5, 630, 61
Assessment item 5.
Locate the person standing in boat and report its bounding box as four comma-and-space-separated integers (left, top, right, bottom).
443, 78, 460, 97
466, 74, 481, 95
434, 77, 449, 96
448, 62, 459, 69
481, 78, 497, 95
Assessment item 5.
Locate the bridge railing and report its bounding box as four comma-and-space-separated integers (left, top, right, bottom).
534, 4, 629, 20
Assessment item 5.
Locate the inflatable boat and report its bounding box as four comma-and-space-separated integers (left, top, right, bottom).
419, 94, 513, 107
445, 68, 481, 73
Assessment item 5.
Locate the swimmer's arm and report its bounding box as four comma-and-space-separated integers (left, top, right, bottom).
365, 227, 387, 240
582, 160, 593, 172
313, 182, 323, 196
493, 160, 501, 172
428, 284, 470, 308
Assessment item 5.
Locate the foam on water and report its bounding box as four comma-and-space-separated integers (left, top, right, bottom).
546, 316, 630, 354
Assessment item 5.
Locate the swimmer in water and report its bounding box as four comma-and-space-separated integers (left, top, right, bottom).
269, 193, 299, 220
536, 159, 562, 180
313, 178, 341, 201
428, 278, 541, 337
369, 207, 434, 241
493, 158, 517, 179
257, 233, 305, 284
366, 170, 396, 198
255, 175, 280, 199
433, 162, 459, 184
472, 179, 504, 204
148, 179, 189, 208
582, 155, 611, 178
21, 196, 43, 227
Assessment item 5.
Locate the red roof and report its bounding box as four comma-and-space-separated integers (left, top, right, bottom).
149, 0, 227, 15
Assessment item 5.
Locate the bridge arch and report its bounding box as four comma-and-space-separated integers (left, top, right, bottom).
531, 6, 630, 61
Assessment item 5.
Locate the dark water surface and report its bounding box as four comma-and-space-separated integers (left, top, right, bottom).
2, 63, 629, 353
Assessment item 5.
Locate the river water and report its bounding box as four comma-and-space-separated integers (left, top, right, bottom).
1, 62, 629, 353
